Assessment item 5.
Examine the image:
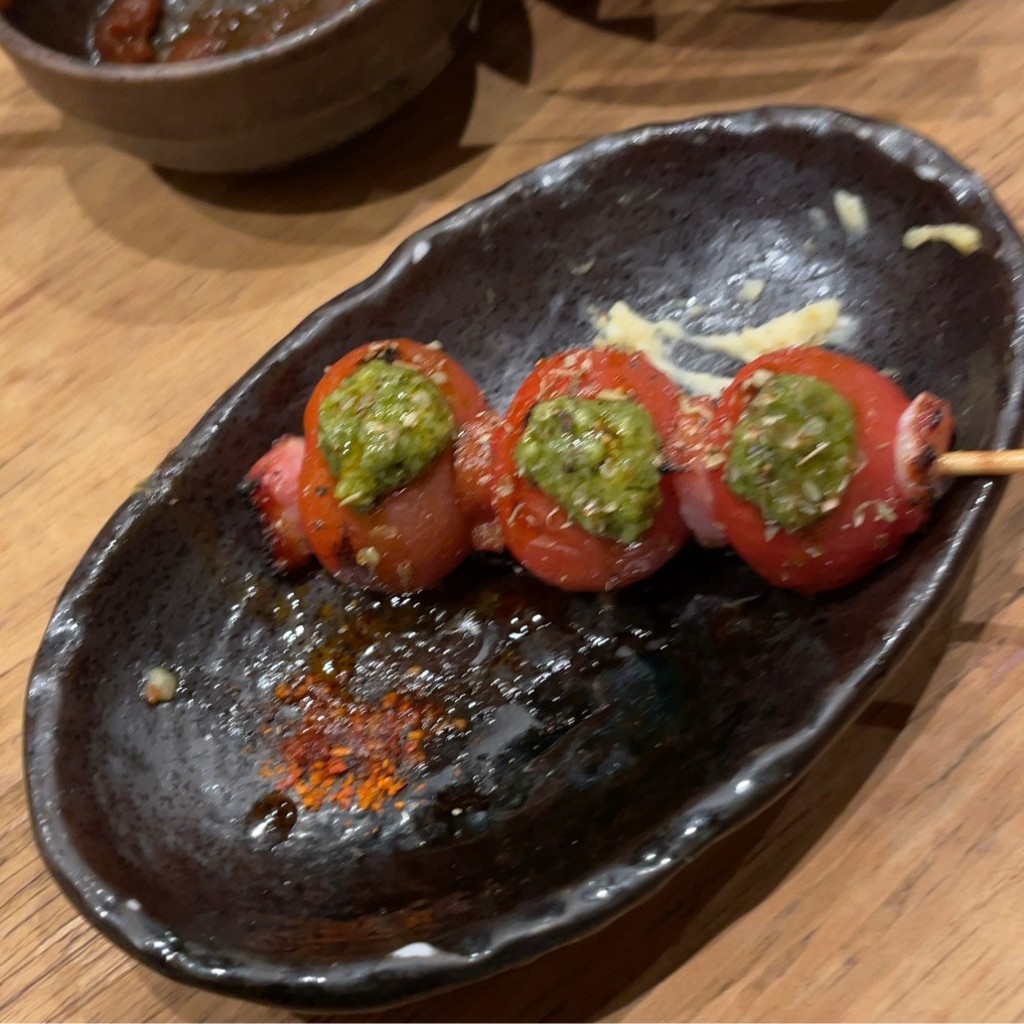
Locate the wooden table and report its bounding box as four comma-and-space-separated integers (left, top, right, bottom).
5, 0, 1024, 1019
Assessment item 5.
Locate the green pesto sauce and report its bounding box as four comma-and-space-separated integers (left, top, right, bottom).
318, 357, 455, 513
725, 372, 858, 533
515, 396, 663, 544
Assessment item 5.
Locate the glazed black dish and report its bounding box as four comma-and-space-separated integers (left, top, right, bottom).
25, 107, 1024, 1009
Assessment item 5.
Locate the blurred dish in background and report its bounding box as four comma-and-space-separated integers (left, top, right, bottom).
93, 0, 361, 63
0, 0, 478, 171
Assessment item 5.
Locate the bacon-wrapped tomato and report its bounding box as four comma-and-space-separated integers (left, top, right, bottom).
493, 348, 690, 591
710, 347, 954, 595
244, 434, 314, 573
295, 339, 499, 593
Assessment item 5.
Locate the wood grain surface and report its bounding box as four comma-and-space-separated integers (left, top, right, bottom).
4, 0, 1024, 1019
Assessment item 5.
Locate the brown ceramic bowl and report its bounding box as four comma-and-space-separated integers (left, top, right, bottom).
0, 0, 476, 172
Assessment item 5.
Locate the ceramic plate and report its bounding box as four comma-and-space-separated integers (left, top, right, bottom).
25, 107, 1024, 1010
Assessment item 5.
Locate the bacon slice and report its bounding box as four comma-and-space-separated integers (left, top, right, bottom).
244, 435, 313, 572
895, 392, 955, 506
675, 466, 728, 549
667, 395, 728, 548
453, 411, 506, 553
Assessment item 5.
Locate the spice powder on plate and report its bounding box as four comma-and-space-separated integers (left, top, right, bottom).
262, 671, 457, 814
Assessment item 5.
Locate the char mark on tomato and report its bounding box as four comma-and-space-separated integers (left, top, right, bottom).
244, 435, 314, 573
895, 392, 955, 505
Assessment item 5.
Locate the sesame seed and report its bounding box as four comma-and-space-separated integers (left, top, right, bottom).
801, 480, 822, 503
796, 441, 830, 467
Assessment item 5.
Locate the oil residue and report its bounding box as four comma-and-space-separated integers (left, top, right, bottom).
252, 561, 697, 823
245, 791, 298, 849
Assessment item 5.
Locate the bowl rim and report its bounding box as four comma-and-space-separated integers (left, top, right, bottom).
0, 0, 417, 80
23, 104, 1024, 1011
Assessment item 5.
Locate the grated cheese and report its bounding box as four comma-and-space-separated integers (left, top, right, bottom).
903, 223, 982, 255
737, 278, 766, 303
685, 299, 842, 361
593, 298, 846, 394
833, 190, 869, 240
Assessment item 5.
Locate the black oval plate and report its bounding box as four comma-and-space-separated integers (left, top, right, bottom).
25, 107, 1024, 1011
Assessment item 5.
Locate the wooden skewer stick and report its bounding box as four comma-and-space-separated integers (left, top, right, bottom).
936, 450, 1024, 476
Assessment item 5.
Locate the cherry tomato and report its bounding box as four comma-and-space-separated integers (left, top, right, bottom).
298, 339, 492, 593
712, 347, 927, 595
493, 348, 690, 592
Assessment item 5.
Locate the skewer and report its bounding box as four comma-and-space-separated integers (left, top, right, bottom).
936, 450, 1024, 476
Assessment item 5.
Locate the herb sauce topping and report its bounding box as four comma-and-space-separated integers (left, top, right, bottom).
515, 396, 663, 544
725, 372, 858, 533
318, 358, 455, 513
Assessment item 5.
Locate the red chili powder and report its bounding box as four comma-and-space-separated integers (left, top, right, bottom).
263, 672, 446, 813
